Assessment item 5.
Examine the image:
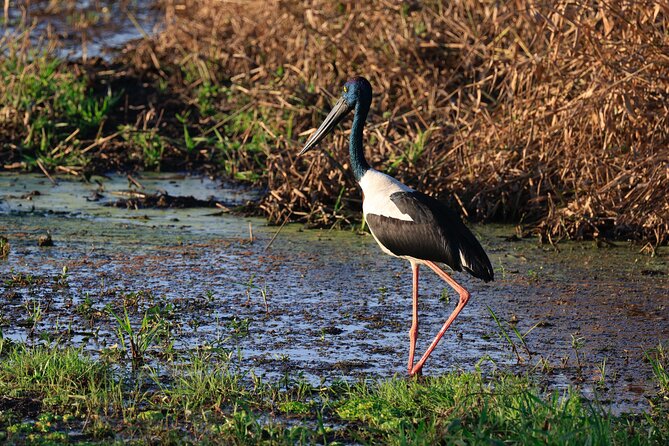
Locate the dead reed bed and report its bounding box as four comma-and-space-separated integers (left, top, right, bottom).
3, 1, 667, 245
126, 0, 667, 245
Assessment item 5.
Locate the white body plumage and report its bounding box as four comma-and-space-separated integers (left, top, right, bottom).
359, 169, 413, 221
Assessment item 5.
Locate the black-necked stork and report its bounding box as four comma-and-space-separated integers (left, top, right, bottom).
299, 76, 494, 376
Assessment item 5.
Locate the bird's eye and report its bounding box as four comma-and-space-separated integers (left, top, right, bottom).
343, 86, 348, 93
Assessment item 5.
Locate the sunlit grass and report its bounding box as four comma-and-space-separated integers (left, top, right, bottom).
648, 345, 669, 402
0, 341, 120, 414
0, 35, 120, 170
0, 340, 667, 444
0, 24, 274, 178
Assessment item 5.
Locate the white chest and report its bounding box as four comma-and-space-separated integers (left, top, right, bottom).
359, 170, 414, 222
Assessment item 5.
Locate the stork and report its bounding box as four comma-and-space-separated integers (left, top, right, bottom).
299, 76, 494, 376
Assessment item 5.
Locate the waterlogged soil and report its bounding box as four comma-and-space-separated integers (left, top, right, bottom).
1, 174, 668, 413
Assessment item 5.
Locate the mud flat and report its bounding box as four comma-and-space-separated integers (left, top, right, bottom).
1, 173, 668, 416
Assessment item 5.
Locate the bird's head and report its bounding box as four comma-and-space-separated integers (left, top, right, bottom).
299, 76, 372, 155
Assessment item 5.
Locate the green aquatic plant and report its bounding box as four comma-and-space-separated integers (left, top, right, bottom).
107, 307, 166, 364
0, 236, 9, 259
571, 334, 586, 379
54, 265, 69, 289
488, 306, 524, 363
648, 344, 669, 397
225, 316, 251, 339
119, 125, 166, 169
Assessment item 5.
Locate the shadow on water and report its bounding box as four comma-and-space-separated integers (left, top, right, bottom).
1, 173, 668, 414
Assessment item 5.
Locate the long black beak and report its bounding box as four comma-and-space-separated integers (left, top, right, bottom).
299, 97, 352, 155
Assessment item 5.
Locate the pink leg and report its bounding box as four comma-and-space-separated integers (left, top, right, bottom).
409, 261, 471, 377
407, 261, 419, 374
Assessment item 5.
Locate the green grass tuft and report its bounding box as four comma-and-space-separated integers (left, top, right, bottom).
0, 342, 667, 444
0, 44, 120, 169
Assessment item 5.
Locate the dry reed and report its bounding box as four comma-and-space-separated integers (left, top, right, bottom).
9, 1, 669, 245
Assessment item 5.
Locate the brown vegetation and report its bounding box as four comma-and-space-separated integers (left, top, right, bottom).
3, 1, 669, 245
132, 0, 667, 245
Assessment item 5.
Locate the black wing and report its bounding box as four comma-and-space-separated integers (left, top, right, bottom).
366, 191, 494, 282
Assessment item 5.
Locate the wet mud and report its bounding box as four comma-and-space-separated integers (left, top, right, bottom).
1, 173, 668, 414
106, 191, 225, 209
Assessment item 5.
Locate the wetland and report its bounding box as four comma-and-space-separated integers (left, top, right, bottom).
1, 1, 669, 443
1, 174, 668, 444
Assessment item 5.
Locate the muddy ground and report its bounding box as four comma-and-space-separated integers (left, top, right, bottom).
1, 173, 667, 415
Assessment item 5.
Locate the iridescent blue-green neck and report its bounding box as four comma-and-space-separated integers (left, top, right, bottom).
350, 100, 371, 181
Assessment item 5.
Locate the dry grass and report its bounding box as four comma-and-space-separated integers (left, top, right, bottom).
3, 1, 668, 245
127, 0, 667, 245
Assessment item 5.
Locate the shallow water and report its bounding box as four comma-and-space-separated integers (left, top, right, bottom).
1, 173, 668, 413
5, 0, 161, 60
